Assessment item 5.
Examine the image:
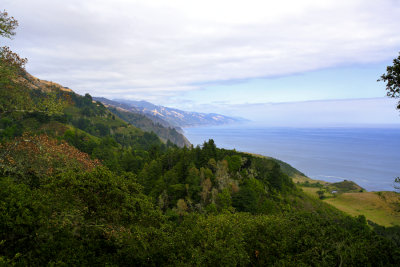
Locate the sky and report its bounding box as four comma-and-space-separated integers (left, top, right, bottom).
2, 0, 400, 125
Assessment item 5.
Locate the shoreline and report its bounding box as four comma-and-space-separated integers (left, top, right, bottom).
184, 126, 400, 192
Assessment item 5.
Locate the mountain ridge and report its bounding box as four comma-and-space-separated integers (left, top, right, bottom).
93, 97, 180, 130
3, 70, 191, 147
113, 98, 248, 128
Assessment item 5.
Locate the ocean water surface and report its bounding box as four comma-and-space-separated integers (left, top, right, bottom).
184, 125, 400, 191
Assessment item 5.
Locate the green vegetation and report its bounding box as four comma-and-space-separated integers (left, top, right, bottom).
379, 52, 400, 191
299, 178, 400, 227
1, 10, 400, 265
1, 84, 399, 265
379, 51, 400, 111
298, 179, 364, 194
108, 106, 190, 147
325, 191, 400, 227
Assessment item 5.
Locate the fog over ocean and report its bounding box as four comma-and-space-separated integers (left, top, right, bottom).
184, 125, 400, 191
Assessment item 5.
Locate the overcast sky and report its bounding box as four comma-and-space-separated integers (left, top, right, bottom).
3, 0, 400, 125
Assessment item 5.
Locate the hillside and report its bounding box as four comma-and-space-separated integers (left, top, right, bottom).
108, 106, 191, 147
296, 176, 400, 227
93, 97, 179, 130
1, 72, 189, 148
2, 79, 400, 264
17, 71, 73, 93
325, 191, 400, 227
93, 97, 190, 147
113, 98, 247, 128
252, 153, 400, 227
0, 60, 398, 266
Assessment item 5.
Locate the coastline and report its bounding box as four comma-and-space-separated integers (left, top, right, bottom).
255, 151, 400, 227
183, 126, 400, 226
183, 125, 400, 192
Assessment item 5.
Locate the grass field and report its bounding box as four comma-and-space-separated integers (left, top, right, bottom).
260, 157, 400, 227
301, 186, 400, 226
324, 191, 400, 227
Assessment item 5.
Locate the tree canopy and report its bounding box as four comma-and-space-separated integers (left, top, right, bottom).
0, 10, 26, 82
0, 10, 18, 39
379, 52, 400, 110
0, 10, 29, 113
379, 53, 400, 191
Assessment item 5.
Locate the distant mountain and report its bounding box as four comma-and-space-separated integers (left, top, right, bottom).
93, 97, 173, 128
113, 99, 247, 128
93, 97, 190, 147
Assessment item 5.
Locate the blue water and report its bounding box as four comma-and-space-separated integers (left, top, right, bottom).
184, 125, 400, 191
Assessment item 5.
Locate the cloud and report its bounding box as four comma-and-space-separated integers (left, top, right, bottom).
3, 0, 400, 100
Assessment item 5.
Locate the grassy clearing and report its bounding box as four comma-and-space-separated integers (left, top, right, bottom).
301, 187, 400, 226
246, 154, 400, 227
296, 174, 399, 226
292, 174, 326, 185
325, 191, 400, 227
300, 187, 320, 196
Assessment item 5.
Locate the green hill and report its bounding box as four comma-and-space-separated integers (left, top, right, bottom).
107, 106, 191, 147
0, 77, 399, 265
296, 176, 400, 227
1, 33, 399, 265
93, 97, 191, 147
248, 154, 400, 227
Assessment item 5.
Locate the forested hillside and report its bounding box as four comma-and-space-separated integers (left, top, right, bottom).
1, 10, 400, 266
93, 97, 190, 147
107, 106, 190, 148
1, 77, 400, 265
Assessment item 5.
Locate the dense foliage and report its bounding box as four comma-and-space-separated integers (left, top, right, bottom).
1, 10, 399, 266
379, 52, 400, 194
1, 108, 400, 265
1, 131, 399, 265
379, 52, 400, 110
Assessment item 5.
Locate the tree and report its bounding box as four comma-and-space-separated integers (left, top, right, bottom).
0, 11, 29, 114
0, 10, 18, 38
379, 54, 400, 191
176, 198, 188, 215
379, 52, 400, 110
0, 10, 26, 82
0, 133, 101, 186
316, 190, 325, 199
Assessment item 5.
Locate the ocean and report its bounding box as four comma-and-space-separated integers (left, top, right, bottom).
184, 125, 400, 192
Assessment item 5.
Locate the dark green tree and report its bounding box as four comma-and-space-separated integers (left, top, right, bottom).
316, 189, 325, 199
379, 52, 400, 110
379, 53, 400, 190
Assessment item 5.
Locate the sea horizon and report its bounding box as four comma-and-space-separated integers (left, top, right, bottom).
184, 123, 400, 192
